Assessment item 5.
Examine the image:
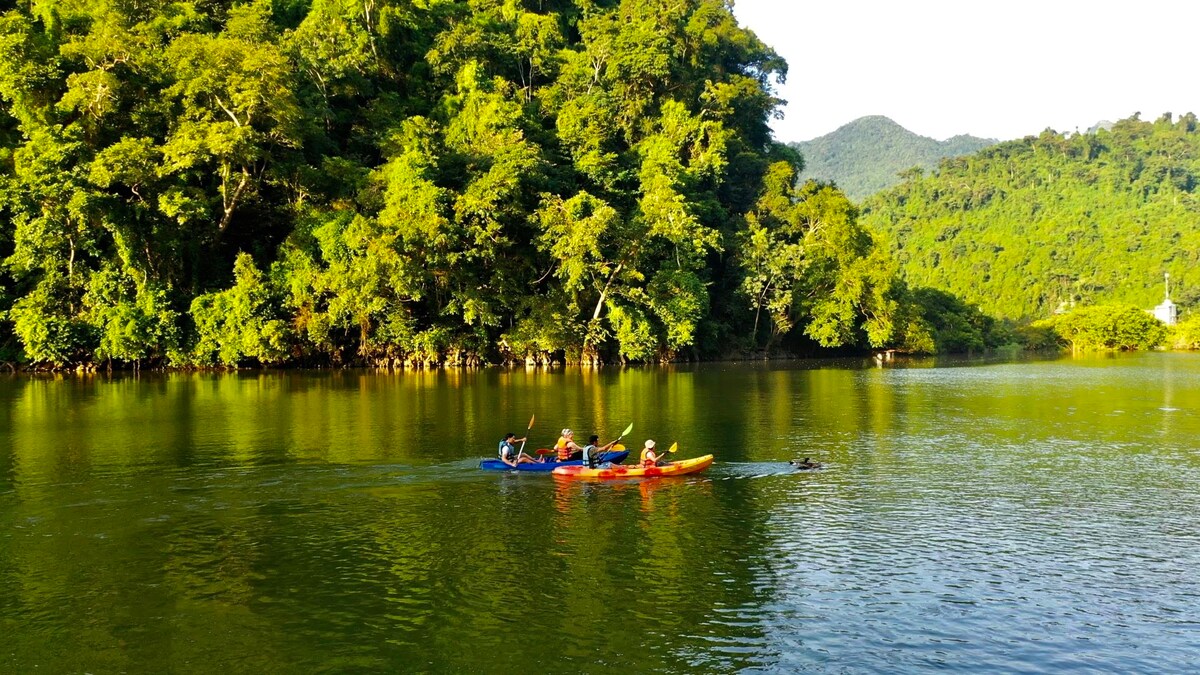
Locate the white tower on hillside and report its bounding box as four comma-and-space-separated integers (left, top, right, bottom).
1153, 272, 1178, 326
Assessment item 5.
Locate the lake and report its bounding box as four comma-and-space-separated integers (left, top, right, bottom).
2, 352, 1199, 672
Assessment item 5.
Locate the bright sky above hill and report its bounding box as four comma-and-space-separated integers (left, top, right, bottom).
734, 0, 1200, 143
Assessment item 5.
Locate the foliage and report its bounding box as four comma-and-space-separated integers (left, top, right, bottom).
793, 116, 995, 201
84, 265, 180, 364
1030, 304, 1168, 351
894, 287, 1010, 354
190, 253, 291, 366
863, 114, 1200, 322
736, 166, 900, 351
1014, 322, 1061, 352
1170, 314, 1200, 350
0, 0, 914, 368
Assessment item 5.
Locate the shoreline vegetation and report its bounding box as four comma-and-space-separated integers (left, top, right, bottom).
0, 2, 1193, 373
3, 328, 1197, 375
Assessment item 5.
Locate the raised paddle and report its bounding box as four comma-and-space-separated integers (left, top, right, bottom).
515, 414, 535, 461
584, 423, 633, 468
606, 422, 635, 460
612, 423, 634, 446
650, 441, 678, 466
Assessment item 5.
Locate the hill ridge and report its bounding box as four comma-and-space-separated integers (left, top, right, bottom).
791, 116, 995, 200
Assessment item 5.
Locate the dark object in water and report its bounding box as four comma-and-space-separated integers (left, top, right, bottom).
789, 457, 823, 470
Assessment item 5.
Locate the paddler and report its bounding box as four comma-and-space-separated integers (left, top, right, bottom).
499, 432, 537, 467
554, 429, 584, 462
581, 434, 618, 468
640, 439, 663, 468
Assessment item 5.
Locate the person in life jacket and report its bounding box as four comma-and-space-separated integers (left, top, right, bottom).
640, 439, 662, 468
581, 434, 618, 468
498, 432, 536, 467
555, 429, 584, 462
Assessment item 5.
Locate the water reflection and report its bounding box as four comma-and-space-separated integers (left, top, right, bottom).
2, 353, 1200, 671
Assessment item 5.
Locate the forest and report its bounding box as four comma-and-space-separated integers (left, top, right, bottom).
1, 0, 951, 369
0, 2, 1190, 370
861, 114, 1200, 322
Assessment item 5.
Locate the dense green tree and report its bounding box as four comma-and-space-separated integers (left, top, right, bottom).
0, 0, 912, 369
896, 287, 1009, 354
191, 252, 291, 366
1030, 304, 1168, 351
863, 114, 1200, 322
737, 165, 899, 350
1172, 314, 1200, 350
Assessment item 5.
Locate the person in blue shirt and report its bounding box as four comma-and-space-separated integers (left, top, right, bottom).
498, 432, 537, 467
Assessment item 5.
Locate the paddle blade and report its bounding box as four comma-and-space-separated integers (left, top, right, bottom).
535, 448, 555, 455
528, 414, 536, 429
620, 422, 634, 437
667, 441, 678, 454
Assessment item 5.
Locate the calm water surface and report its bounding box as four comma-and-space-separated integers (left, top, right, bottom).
2, 353, 1200, 672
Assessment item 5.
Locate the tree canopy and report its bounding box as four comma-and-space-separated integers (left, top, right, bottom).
1030, 304, 1168, 352
0, 0, 905, 368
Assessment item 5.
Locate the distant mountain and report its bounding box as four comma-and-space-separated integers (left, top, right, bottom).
791, 116, 996, 201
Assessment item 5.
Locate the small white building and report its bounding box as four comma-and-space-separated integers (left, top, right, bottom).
1152, 273, 1178, 326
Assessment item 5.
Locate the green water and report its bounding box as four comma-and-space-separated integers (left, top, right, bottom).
3, 353, 1200, 672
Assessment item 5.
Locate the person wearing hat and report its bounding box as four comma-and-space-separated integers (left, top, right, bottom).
640, 439, 662, 468
554, 429, 584, 462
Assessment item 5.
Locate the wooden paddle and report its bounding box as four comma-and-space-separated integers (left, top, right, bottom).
515, 414, 535, 461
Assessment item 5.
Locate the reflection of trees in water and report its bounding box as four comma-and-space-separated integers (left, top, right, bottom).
7, 358, 1199, 670
1, 468, 295, 671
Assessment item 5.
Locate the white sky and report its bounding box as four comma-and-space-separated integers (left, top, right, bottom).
733, 0, 1200, 142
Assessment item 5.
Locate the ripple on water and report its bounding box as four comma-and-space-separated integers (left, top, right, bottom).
5, 356, 1200, 672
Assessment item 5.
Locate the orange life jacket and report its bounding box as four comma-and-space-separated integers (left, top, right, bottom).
556, 437, 572, 461
640, 448, 658, 467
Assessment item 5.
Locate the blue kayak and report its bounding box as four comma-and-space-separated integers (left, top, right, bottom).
479, 450, 629, 472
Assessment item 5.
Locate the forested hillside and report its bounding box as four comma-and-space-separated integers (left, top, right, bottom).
0, 0, 909, 368
792, 116, 994, 201
861, 114, 1200, 321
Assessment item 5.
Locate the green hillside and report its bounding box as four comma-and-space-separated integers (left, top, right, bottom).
792, 116, 995, 200
861, 114, 1200, 321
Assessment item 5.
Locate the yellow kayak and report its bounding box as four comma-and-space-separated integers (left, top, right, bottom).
552, 454, 714, 479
